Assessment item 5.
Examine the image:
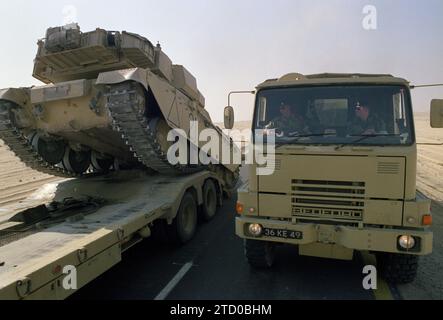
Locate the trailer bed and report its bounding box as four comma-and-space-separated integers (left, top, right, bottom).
0, 170, 218, 299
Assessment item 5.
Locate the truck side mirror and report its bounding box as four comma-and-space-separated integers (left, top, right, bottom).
224, 106, 235, 129
430, 99, 443, 128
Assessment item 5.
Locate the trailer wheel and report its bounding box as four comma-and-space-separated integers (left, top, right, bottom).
200, 180, 218, 222
376, 253, 419, 284
245, 239, 276, 269
168, 192, 198, 244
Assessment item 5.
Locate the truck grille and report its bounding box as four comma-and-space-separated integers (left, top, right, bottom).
291, 179, 365, 221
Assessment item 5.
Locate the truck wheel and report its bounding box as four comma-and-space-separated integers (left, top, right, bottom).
200, 180, 218, 222
245, 239, 276, 269
376, 253, 419, 284
168, 192, 198, 244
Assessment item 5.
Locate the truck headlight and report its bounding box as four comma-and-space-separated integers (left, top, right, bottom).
398, 235, 416, 249
248, 224, 263, 237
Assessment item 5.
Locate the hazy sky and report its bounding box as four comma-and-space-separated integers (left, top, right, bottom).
0, 0, 442, 121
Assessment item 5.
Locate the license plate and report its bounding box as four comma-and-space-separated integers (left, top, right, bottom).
263, 228, 303, 240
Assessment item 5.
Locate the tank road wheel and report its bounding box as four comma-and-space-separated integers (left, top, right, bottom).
91, 151, 114, 172
245, 239, 276, 269
62, 147, 91, 174
168, 192, 198, 244
200, 179, 218, 222
376, 253, 419, 284
30, 133, 66, 165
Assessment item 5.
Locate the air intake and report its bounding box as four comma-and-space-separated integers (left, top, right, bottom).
377, 162, 400, 175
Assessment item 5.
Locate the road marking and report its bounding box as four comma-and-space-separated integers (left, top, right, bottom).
360, 251, 394, 300
154, 262, 194, 300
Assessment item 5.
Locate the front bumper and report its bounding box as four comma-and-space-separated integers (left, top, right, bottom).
236, 216, 433, 255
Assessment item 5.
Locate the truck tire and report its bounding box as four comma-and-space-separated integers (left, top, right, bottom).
200, 180, 218, 222
376, 253, 419, 284
168, 192, 198, 245
245, 239, 276, 269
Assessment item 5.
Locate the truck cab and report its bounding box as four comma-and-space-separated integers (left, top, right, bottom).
233, 73, 434, 284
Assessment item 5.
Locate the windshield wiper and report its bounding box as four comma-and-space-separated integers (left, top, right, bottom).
335, 134, 401, 151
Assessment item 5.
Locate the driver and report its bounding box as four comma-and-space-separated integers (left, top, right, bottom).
267, 103, 308, 136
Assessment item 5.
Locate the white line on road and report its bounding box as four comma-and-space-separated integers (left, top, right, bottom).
154, 262, 194, 300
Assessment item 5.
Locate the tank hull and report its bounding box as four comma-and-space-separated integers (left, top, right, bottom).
0, 69, 239, 185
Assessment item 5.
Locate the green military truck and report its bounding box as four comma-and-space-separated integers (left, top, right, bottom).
228, 73, 442, 284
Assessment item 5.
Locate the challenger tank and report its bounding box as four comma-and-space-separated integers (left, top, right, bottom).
0, 24, 240, 189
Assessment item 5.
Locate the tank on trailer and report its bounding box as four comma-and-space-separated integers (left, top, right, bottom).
0, 24, 239, 189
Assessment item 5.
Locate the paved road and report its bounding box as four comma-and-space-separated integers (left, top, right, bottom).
71, 194, 379, 300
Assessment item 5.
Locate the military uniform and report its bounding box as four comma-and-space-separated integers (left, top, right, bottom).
348, 114, 387, 135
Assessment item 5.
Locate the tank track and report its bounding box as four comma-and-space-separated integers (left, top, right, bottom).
0, 83, 239, 186
0, 101, 77, 178
106, 82, 204, 175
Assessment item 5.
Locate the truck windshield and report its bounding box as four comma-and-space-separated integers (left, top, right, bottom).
254, 85, 414, 146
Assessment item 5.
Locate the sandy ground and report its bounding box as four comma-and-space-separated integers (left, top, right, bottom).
0, 140, 62, 208
415, 113, 443, 204
0, 115, 442, 299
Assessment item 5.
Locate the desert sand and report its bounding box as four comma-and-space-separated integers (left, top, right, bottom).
0, 140, 62, 207
415, 113, 443, 204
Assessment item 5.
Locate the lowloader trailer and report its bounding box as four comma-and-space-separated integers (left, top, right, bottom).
0, 170, 225, 300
